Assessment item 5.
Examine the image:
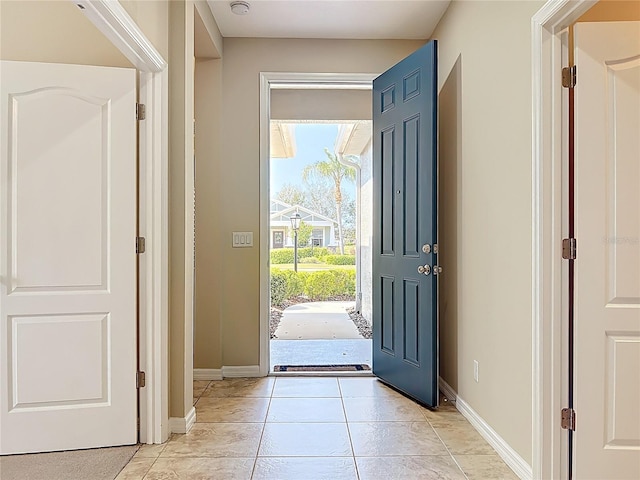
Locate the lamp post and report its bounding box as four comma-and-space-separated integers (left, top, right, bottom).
290, 212, 301, 272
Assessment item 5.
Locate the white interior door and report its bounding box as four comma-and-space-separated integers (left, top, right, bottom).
0, 61, 137, 454
574, 21, 640, 479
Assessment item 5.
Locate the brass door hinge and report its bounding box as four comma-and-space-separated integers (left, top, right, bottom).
561, 408, 576, 431
136, 236, 146, 254
136, 371, 146, 389
136, 103, 146, 121
562, 66, 577, 88
562, 238, 577, 260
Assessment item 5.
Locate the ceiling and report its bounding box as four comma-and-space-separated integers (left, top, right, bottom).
206, 1, 451, 40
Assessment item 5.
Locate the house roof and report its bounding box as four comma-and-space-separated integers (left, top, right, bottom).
270, 203, 337, 225
270, 122, 296, 158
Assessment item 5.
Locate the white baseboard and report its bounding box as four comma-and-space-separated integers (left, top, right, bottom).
222, 365, 261, 378
193, 368, 223, 381
169, 406, 196, 434
456, 396, 532, 480
438, 376, 457, 403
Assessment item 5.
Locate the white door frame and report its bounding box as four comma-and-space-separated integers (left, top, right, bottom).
531, 0, 597, 478
259, 73, 376, 376
75, 0, 169, 444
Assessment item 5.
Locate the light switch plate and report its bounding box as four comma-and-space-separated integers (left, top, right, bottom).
232, 232, 253, 247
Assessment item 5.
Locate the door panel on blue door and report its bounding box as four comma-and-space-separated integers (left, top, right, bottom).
372, 40, 438, 407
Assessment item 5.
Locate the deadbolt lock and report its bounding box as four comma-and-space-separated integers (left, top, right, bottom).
422, 244, 431, 254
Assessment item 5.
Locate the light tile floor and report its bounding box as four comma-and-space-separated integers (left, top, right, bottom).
116, 377, 519, 480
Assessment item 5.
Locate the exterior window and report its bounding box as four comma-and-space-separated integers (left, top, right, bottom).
312, 229, 323, 247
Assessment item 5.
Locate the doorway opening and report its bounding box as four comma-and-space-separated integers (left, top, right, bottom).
268, 121, 373, 373
259, 75, 377, 375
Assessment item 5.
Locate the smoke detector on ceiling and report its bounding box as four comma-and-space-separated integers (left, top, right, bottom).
230, 1, 250, 15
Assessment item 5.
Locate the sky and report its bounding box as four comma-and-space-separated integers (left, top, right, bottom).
270, 123, 355, 202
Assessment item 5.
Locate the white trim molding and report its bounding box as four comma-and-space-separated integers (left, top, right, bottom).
457, 396, 532, 480
531, 1, 596, 478
75, 0, 169, 444
74, 0, 166, 72
194, 369, 223, 381
438, 376, 457, 403
258, 72, 377, 377
169, 407, 196, 434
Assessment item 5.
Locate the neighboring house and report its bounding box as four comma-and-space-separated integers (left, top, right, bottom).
269, 199, 337, 249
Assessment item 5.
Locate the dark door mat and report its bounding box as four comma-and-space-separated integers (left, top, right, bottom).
273, 364, 371, 372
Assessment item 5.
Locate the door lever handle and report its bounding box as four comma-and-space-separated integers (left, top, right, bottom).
417, 264, 431, 275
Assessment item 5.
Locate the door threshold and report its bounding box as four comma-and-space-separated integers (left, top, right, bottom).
268, 371, 374, 377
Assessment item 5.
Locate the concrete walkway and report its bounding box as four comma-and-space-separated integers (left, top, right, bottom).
270, 339, 372, 370
273, 301, 361, 340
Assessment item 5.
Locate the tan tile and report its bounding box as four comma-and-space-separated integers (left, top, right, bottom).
349, 422, 448, 456
253, 457, 358, 480
201, 377, 275, 398
273, 377, 340, 397
133, 443, 166, 458
195, 397, 270, 423
114, 457, 155, 480
433, 423, 496, 455
343, 396, 427, 422
144, 457, 254, 480
356, 456, 467, 480
259, 423, 352, 457
455, 454, 520, 480
193, 380, 210, 398
423, 405, 469, 427
338, 377, 404, 398
267, 397, 345, 423
160, 423, 263, 457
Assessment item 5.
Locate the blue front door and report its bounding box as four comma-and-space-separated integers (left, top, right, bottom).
372, 41, 438, 407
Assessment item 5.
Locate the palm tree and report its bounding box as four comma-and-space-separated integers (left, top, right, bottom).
302, 148, 356, 254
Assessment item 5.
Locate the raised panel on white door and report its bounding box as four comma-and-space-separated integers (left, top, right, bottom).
605, 333, 640, 449
605, 58, 640, 306
9, 314, 109, 410
10, 89, 108, 293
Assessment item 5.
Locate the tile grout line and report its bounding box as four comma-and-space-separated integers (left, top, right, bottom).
423, 407, 470, 480
338, 378, 361, 480
249, 378, 276, 479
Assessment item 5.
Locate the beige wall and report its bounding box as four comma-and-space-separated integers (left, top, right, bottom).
120, 1, 170, 60
271, 89, 372, 121
168, 0, 195, 418
194, 58, 223, 369
432, 0, 546, 464
0, 0, 130, 66
193, 38, 425, 368
438, 55, 462, 394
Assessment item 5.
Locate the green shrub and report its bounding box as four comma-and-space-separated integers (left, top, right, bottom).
270, 249, 294, 264
270, 269, 288, 305
304, 269, 356, 300
270, 247, 331, 264
283, 270, 306, 298
323, 254, 356, 265
270, 268, 355, 304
